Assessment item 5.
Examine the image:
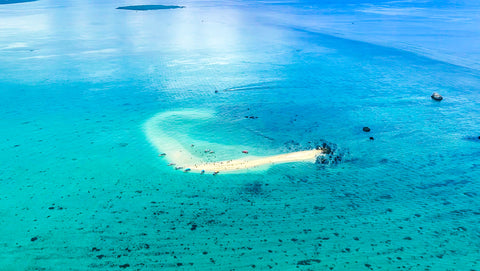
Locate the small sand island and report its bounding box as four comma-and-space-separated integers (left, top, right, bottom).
185, 149, 325, 172
144, 110, 331, 174
116, 5, 185, 11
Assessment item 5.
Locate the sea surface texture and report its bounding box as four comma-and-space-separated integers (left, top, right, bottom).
1, 0, 480, 270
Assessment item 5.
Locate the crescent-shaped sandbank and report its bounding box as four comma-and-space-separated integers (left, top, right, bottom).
144, 110, 325, 174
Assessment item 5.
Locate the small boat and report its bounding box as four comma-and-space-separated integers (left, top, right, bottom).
204, 149, 210, 153
167, 163, 176, 166
242, 150, 248, 154
175, 166, 183, 170
213, 171, 219, 175
158, 153, 167, 157
209, 151, 215, 154
184, 168, 191, 172
200, 170, 205, 174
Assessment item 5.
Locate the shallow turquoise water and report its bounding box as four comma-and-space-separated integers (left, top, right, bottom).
1, 0, 480, 270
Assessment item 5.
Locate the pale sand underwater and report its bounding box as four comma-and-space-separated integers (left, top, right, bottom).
144, 110, 325, 173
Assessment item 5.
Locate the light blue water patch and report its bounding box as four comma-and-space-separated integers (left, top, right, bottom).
1, 0, 480, 270
246, 0, 480, 70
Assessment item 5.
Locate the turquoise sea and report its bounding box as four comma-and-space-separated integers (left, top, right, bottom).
1, 0, 480, 270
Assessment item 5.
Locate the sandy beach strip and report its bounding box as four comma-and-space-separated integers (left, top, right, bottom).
185, 149, 324, 173
144, 109, 325, 173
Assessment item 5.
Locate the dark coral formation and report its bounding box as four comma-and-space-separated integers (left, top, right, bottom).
463, 136, 480, 142
283, 139, 346, 167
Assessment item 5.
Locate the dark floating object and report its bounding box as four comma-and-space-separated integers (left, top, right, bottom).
431, 92, 443, 101
116, 5, 185, 11
213, 171, 219, 175
369, 137, 374, 140
363, 127, 371, 132
200, 170, 205, 174
184, 168, 191, 172
0, 0, 36, 4
158, 153, 166, 157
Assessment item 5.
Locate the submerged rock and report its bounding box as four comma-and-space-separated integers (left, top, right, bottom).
431, 92, 443, 101
462, 136, 480, 142
297, 259, 321, 265
282, 139, 347, 167
363, 127, 371, 132
243, 182, 263, 195
315, 142, 347, 166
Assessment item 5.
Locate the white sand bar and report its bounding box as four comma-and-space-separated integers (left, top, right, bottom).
186, 149, 324, 173
144, 109, 325, 174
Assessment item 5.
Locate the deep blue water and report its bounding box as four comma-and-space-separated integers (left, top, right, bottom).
1, 0, 479, 270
